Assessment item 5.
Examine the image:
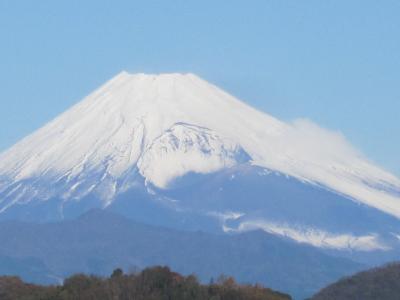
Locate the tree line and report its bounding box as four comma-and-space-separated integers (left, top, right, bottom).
0, 266, 291, 300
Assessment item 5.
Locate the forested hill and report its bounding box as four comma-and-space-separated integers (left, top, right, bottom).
0, 266, 291, 300
311, 262, 400, 300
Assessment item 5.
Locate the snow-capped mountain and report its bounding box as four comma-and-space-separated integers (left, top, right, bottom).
0, 72, 400, 252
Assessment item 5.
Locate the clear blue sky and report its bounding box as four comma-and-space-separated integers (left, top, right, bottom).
0, 1, 399, 176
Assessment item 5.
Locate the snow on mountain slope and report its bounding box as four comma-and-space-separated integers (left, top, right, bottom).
0, 71, 399, 220
227, 220, 388, 251
138, 123, 250, 188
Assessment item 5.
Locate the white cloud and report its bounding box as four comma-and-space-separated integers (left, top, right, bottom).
225, 219, 389, 252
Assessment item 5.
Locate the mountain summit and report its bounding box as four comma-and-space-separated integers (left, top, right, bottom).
0, 72, 400, 252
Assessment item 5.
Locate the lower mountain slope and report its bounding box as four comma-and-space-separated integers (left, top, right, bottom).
0, 210, 362, 299
311, 262, 400, 300
0, 255, 53, 285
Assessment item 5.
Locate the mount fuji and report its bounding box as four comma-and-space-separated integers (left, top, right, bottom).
1, 72, 400, 254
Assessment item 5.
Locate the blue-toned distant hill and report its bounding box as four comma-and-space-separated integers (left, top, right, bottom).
0, 210, 363, 300
0, 255, 54, 285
